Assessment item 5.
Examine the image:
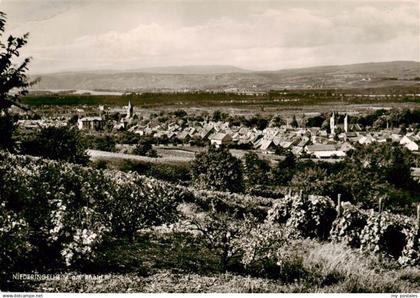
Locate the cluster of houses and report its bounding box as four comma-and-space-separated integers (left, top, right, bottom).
24, 99, 418, 160
128, 112, 420, 159
17, 118, 67, 129
77, 100, 134, 130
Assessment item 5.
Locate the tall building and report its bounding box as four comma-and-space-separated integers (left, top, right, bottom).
126, 99, 133, 119
344, 114, 348, 133
330, 112, 335, 135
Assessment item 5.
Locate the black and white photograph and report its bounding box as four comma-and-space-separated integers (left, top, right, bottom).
0, 0, 419, 295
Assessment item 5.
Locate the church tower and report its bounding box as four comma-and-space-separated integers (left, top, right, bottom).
344, 114, 348, 133
330, 112, 335, 135
126, 99, 133, 119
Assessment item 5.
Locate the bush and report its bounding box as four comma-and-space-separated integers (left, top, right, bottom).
330, 202, 368, 248
187, 208, 285, 275
117, 131, 141, 144
266, 197, 293, 224
267, 193, 337, 240
118, 160, 191, 184
360, 212, 419, 266
237, 221, 287, 279
183, 188, 272, 221
105, 172, 180, 240
267, 192, 420, 266
147, 163, 191, 184
0, 202, 31, 275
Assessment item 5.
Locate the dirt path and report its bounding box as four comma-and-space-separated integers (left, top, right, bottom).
88, 147, 280, 165
88, 149, 192, 164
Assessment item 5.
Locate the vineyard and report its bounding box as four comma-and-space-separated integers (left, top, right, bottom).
1, 152, 419, 292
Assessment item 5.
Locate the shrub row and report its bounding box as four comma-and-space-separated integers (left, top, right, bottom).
267, 193, 419, 266
181, 187, 274, 221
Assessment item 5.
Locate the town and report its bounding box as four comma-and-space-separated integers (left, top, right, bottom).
14, 98, 420, 167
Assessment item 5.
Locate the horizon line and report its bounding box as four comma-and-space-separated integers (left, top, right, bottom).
28, 60, 420, 76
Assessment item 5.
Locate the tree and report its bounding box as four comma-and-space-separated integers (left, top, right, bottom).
270, 115, 285, 127
21, 126, 89, 164
243, 152, 271, 188
290, 115, 299, 128
289, 167, 331, 195
250, 115, 269, 130
350, 143, 413, 188
305, 115, 325, 128
0, 113, 16, 151
372, 115, 388, 130
67, 114, 79, 126
173, 109, 187, 118
0, 12, 35, 112
246, 114, 269, 130
212, 110, 228, 122
133, 136, 157, 157
0, 12, 35, 151
328, 162, 387, 208
357, 109, 388, 128
191, 146, 244, 193
272, 151, 296, 185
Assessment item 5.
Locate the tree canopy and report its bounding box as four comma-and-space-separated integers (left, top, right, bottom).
0, 11, 35, 112
21, 126, 89, 165
191, 146, 244, 193
243, 152, 270, 188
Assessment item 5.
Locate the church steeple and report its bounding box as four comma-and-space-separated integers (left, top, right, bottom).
344, 114, 348, 133
330, 112, 335, 135
126, 99, 133, 119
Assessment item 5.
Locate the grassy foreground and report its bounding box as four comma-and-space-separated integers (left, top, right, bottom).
18, 232, 420, 293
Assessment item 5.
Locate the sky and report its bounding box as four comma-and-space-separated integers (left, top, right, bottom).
1, 0, 419, 74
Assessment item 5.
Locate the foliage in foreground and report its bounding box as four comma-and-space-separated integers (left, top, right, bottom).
267, 193, 419, 266
25, 239, 420, 293
1, 151, 419, 293
0, 11, 35, 112
0, 152, 181, 274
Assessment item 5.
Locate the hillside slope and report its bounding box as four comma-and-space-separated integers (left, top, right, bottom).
31, 61, 420, 92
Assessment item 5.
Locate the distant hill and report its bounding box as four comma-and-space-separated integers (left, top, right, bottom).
30, 61, 420, 92
128, 65, 251, 74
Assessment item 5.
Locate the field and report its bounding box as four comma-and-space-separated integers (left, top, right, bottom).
89, 146, 267, 165
21, 88, 420, 110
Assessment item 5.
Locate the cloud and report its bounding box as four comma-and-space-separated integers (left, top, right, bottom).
19, 1, 420, 73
